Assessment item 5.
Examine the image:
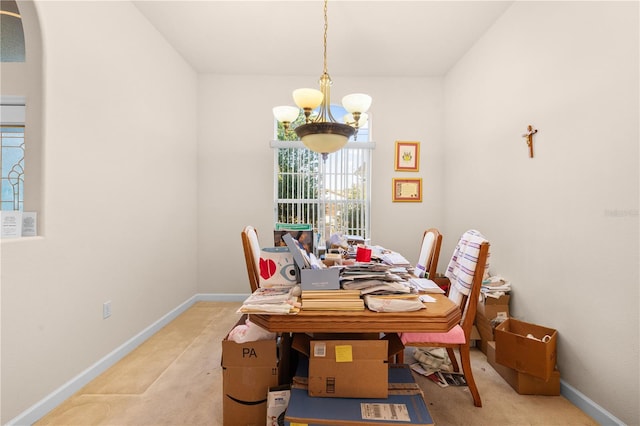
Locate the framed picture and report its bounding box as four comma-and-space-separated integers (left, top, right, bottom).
392, 178, 422, 202
395, 141, 420, 172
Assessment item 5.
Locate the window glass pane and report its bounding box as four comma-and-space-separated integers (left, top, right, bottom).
0, 125, 25, 211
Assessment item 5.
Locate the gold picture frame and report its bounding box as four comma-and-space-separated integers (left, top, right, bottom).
392, 178, 422, 202
395, 141, 420, 172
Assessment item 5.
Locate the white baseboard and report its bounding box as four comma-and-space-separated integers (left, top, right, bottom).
6, 293, 247, 426
7, 293, 623, 426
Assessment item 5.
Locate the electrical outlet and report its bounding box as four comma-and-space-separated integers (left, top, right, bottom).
103, 301, 112, 319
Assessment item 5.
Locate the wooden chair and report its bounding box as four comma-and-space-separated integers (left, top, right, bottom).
241, 225, 261, 293
401, 233, 490, 407
415, 228, 442, 280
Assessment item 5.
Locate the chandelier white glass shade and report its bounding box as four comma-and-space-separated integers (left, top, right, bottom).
273, 0, 371, 157
272, 106, 301, 132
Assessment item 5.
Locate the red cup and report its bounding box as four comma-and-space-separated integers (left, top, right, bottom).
355, 246, 372, 262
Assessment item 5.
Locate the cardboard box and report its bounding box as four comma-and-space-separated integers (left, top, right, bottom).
487, 341, 560, 395
475, 311, 507, 355
477, 294, 510, 319
291, 332, 405, 361
291, 334, 389, 398
494, 318, 557, 381
300, 268, 341, 290
285, 365, 434, 426
221, 316, 289, 426
309, 339, 388, 398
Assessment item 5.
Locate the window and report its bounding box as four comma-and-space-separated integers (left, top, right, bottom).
1, 0, 44, 237
1, 124, 25, 211
272, 105, 373, 250
1, 1, 26, 212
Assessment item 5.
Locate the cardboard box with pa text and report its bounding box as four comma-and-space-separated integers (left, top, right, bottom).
494, 318, 557, 381
487, 341, 560, 395
221, 316, 290, 426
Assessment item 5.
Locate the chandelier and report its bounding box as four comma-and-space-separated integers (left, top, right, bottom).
272, 0, 372, 159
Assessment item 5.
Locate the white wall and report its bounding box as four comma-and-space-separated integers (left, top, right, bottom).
443, 2, 639, 423
0, 2, 199, 422
197, 75, 444, 294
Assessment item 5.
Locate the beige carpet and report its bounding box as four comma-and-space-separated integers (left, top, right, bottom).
36, 301, 598, 426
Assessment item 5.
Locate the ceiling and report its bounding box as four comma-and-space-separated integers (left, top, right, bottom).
133, 1, 513, 77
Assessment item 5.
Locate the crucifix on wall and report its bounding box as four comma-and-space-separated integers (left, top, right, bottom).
522, 125, 538, 158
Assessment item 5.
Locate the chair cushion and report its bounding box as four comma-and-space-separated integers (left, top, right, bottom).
400, 324, 466, 345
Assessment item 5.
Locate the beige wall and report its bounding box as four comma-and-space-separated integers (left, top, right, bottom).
196, 75, 445, 295
443, 2, 639, 424
1, 1, 199, 422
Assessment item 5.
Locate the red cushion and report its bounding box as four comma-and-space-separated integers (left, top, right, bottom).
400, 324, 466, 345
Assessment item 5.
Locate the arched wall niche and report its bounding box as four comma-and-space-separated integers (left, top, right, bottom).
1, 0, 44, 232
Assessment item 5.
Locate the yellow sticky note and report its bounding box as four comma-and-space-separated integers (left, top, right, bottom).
289, 423, 307, 426
335, 344, 353, 362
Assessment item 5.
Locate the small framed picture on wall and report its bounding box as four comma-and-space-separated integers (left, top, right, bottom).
392, 178, 422, 202
395, 141, 420, 172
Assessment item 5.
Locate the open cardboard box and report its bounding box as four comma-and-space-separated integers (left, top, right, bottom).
487, 341, 560, 395
494, 318, 557, 381
477, 294, 510, 319
221, 316, 290, 425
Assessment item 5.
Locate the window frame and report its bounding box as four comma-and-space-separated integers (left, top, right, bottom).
270, 139, 375, 250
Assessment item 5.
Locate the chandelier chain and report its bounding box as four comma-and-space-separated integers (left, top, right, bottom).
323, 0, 328, 75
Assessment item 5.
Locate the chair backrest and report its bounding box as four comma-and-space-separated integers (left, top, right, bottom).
241, 226, 261, 292
454, 241, 490, 340
416, 228, 443, 279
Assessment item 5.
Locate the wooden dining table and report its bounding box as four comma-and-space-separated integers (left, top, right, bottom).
249, 294, 461, 334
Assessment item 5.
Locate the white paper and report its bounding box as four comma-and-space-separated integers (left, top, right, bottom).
1, 211, 22, 238
419, 294, 437, 303
22, 211, 37, 237
409, 278, 445, 294
361, 403, 410, 421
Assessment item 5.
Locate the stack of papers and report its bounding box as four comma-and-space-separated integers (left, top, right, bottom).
341, 263, 415, 296
237, 287, 300, 314
301, 289, 365, 311
407, 278, 445, 294
379, 251, 411, 267
481, 276, 511, 298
